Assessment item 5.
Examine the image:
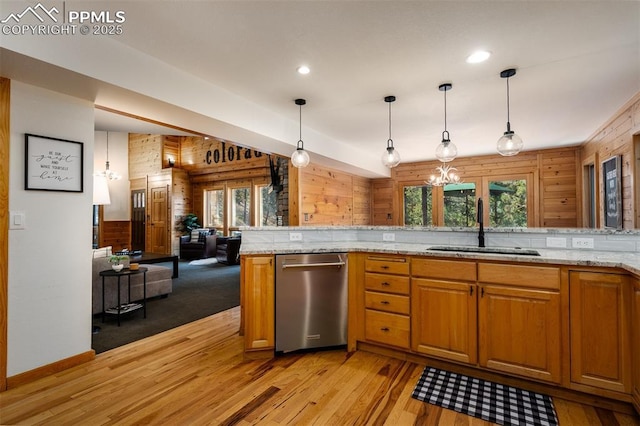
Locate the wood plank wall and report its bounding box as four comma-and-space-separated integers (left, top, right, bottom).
101, 221, 130, 252
129, 134, 163, 179
373, 146, 580, 227
298, 164, 372, 226
0, 77, 10, 391
581, 92, 640, 229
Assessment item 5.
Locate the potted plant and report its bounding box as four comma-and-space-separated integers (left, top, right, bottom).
109, 254, 128, 272
179, 213, 201, 235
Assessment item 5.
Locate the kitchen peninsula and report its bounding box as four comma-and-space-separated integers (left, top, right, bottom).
240, 226, 640, 415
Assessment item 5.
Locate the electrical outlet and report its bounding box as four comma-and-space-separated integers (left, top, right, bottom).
572, 237, 594, 249
546, 237, 567, 248
289, 232, 303, 241
382, 232, 395, 242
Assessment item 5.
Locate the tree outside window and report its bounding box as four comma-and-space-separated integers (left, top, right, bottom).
403, 185, 432, 226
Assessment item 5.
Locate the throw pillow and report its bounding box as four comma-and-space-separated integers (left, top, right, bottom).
92, 246, 113, 258
198, 231, 208, 243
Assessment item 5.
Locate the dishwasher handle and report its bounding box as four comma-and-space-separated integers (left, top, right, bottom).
281, 261, 346, 270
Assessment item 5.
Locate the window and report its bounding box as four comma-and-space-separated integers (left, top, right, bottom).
403, 185, 432, 226
258, 184, 278, 226
204, 188, 224, 230
230, 187, 251, 227
444, 182, 476, 227
488, 179, 527, 227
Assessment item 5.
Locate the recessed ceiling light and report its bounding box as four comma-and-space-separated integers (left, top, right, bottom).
297, 65, 310, 75
466, 50, 491, 64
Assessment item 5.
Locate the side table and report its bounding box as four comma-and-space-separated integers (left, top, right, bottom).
99, 267, 148, 326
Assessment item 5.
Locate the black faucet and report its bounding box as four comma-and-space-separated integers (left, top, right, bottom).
477, 198, 485, 248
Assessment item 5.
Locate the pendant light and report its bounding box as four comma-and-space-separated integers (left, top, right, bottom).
381, 95, 401, 168
98, 132, 121, 181
435, 83, 458, 162
291, 98, 310, 168
427, 163, 461, 186
496, 68, 524, 156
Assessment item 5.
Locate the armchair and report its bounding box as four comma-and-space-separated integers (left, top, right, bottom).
179, 228, 217, 260
215, 236, 241, 265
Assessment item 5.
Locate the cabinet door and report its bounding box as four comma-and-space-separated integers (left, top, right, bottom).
412, 278, 477, 364
569, 271, 631, 393
242, 256, 275, 351
631, 278, 639, 412
479, 284, 561, 384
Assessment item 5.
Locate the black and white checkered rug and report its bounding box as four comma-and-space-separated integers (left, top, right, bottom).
412, 367, 558, 426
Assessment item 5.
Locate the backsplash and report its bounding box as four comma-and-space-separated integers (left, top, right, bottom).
242, 226, 640, 253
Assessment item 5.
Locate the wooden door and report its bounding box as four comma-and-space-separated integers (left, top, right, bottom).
632, 278, 640, 412
411, 278, 477, 364
148, 186, 169, 254
569, 271, 631, 393
479, 284, 561, 384
131, 189, 146, 251
242, 255, 275, 351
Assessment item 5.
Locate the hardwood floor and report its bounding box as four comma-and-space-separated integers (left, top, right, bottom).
1, 307, 638, 425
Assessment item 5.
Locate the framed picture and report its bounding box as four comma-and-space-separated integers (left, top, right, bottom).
602, 155, 622, 229
25, 134, 84, 192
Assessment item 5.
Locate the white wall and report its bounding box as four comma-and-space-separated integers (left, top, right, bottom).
94, 131, 130, 221
8, 82, 94, 376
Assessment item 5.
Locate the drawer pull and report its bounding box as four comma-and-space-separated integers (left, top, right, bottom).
381, 282, 390, 286
380, 300, 390, 305
380, 327, 390, 332
381, 265, 389, 270
470, 286, 473, 296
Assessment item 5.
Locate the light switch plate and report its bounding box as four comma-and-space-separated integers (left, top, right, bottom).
9, 211, 26, 230
546, 237, 567, 248
382, 232, 395, 242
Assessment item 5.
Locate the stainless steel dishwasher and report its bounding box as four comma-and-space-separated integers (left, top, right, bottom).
275, 253, 348, 353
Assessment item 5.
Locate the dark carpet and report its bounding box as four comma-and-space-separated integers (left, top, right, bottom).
412, 366, 558, 426
91, 260, 240, 354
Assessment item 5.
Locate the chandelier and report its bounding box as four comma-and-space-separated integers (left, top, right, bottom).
427, 163, 461, 187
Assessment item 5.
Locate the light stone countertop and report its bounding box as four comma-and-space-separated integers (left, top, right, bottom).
240, 242, 640, 276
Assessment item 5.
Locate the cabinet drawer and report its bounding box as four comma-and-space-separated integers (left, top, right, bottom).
365, 256, 410, 275
365, 273, 410, 295
365, 291, 410, 315
365, 310, 410, 348
412, 258, 477, 281
478, 263, 560, 290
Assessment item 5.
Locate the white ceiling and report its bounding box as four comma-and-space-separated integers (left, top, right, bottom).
3, 1, 640, 177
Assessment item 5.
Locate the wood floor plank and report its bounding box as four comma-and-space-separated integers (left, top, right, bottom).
0, 306, 638, 426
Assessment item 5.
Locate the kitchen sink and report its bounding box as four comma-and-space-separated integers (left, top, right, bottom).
428, 246, 541, 256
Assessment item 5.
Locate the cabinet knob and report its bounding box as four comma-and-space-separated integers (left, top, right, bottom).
381, 265, 389, 270
381, 282, 390, 286
380, 327, 390, 332
380, 300, 390, 305
470, 286, 474, 296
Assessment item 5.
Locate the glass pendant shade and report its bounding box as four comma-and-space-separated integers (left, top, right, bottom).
497, 69, 523, 156
291, 143, 310, 168
435, 136, 458, 163
497, 125, 524, 157
381, 95, 400, 168
291, 98, 310, 168
382, 143, 401, 168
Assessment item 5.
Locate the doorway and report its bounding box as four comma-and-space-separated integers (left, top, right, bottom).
131, 189, 145, 251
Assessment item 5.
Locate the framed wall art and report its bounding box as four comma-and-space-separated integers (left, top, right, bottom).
25, 133, 84, 192
602, 155, 622, 229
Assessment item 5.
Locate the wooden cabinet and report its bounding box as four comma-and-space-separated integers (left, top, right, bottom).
241, 255, 275, 352
411, 258, 477, 364
363, 255, 410, 348
569, 271, 631, 393
478, 263, 562, 384
632, 277, 640, 413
